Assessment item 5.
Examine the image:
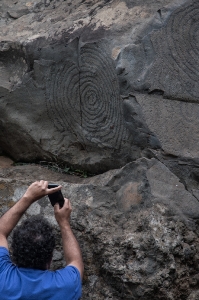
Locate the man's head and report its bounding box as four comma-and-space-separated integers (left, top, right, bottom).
11, 215, 55, 270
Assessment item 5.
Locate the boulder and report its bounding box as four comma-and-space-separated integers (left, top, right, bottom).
1, 159, 199, 299
0, 0, 185, 172
1, 0, 199, 299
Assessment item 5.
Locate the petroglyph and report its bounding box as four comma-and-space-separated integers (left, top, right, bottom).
46, 41, 127, 149
149, 0, 199, 101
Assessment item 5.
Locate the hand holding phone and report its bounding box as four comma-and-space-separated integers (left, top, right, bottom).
48, 184, 65, 208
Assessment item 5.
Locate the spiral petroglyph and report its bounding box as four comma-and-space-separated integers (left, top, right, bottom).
45, 42, 127, 149
149, 0, 199, 102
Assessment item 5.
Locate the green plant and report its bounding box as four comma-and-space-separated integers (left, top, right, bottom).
13, 161, 95, 178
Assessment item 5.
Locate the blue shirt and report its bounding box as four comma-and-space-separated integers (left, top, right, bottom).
0, 247, 81, 300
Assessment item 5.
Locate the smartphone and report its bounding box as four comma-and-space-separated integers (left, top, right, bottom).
48, 184, 65, 208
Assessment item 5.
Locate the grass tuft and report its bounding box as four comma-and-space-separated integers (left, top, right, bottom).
14, 161, 95, 178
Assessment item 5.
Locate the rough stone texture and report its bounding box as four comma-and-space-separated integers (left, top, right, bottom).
1, 0, 198, 170
116, 0, 199, 98
0, 0, 197, 172
0, 156, 13, 168
135, 94, 199, 159
1, 0, 199, 299
0, 0, 177, 172
1, 160, 199, 299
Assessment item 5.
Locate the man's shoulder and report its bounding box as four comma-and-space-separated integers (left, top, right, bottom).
53, 266, 82, 297
54, 265, 81, 282
0, 246, 14, 274
0, 247, 9, 254
0, 247, 10, 261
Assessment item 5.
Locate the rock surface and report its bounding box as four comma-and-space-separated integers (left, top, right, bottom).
1, 160, 199, 299
0, 0, 184, 172
1, 0, 198, 170
0, 0, 198, 172
1, 0, 199, 299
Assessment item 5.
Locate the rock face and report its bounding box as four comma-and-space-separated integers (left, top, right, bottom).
0, 0, 198, 172
1, 0, 198, 171
0, 0, 176, 171
1, 160, 199, 300
1, 0, 199, 299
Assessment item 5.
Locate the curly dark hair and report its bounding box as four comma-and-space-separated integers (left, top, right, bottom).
11, 215, 55, 270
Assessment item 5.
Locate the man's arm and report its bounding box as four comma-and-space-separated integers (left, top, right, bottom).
54, 199, 84, 279
0, 180, 61, 249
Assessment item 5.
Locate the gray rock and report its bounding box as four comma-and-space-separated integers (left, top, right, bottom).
136, 93, 199, 159
0, 0, 178, 172
1, 0, 199, 298
1, 160, 199, 299
0, 0, 197, 172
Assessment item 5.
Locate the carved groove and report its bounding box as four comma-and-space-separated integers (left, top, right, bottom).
46, 43, 127, 149
149, 0, 199, 102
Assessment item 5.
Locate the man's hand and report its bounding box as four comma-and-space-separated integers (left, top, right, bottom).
23, 180, 62, 203
0, 180, 60, 249
54, 198, 84, 279
54, 198, 71, 226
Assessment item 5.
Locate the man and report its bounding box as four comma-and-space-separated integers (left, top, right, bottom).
0, 180, 84, 300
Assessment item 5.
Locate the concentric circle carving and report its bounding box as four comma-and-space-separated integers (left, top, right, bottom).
45, 42, 127, 149
149, 0, 199, 102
